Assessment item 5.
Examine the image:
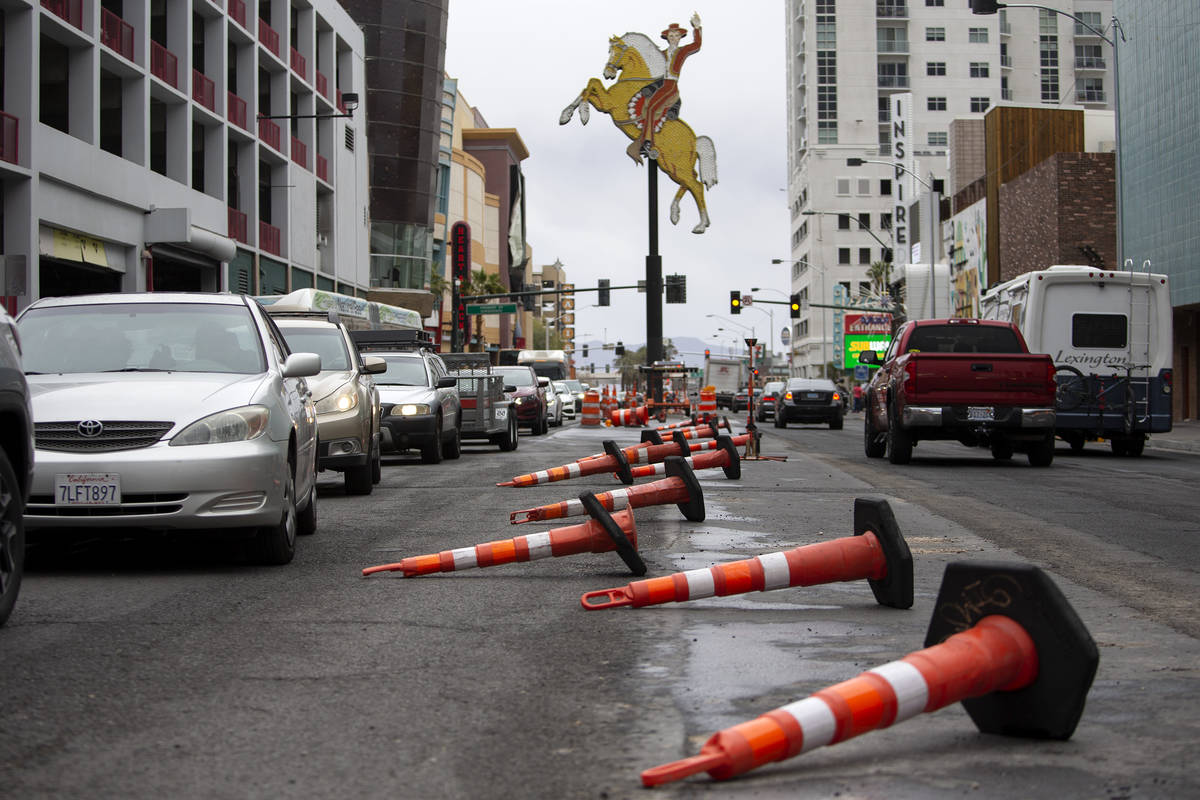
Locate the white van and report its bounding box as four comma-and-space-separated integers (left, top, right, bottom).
980, 265, 1173, 456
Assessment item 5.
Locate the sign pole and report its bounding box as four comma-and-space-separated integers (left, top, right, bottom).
646, 161, 664, 405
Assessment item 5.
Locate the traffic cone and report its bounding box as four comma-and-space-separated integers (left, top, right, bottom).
581, 498, 910, 609
363, 493, 646, 577
639, 561, 1099, 787
610, 405, 649, 427
510, 457, 704, 525
623, 435, 742, 481
576, 424, 721, 467
673, 429, 752, 455
498, 440, 636, 487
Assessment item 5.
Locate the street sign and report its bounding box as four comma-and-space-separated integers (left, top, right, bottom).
855, 365, 869, 381
559, 313, 575, 325
465, 303, 517, 315
780, 327, 791, 346
742, 294, 753, 306
561, 297, 575, 310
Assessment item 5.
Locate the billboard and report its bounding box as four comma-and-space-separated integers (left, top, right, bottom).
843, 312, 893, 369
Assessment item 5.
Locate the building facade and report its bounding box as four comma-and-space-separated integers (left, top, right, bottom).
0, 0, 370, 312
783, 0, 1115, 376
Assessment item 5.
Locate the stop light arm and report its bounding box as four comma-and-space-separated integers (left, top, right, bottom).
460, 283, 644, 302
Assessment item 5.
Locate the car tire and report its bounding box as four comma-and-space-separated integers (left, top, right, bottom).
499, 413, 519, 451
0, 447, 26, 627
990, 440, 1014, 461
370, 436, 382, 484
886, 406, 913, 464
443, 418, 462, 460
252, 460, 297, 565
345, 447, 375, 493
864, 405, 887, 458
1027, 434, 1055, 467
830, 414, 844, 431
421, 415, 445, 464
774, 411, 786, 428
297, 480, 317, 537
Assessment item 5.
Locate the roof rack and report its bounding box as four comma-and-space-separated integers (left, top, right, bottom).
351, 329, 435, 351
265, 308, 342, 325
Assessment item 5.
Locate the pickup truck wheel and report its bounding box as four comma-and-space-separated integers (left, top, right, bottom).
864, 407, 886, 458
1027, 434, 1055, 467
886, 407, 913, 464
990, 440, 1014, 461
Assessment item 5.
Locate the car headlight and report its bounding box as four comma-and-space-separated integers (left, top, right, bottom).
171, 405, 270, 446
315, 383, 359, 414
514, 396, 527, 405
391, 403, 431, 416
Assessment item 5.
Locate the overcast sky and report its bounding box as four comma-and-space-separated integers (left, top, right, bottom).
444, 1, 791, 359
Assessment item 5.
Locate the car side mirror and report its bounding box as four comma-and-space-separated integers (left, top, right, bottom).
858, 350, 878, 365
436, 376, 457, 388
504, 384, 517, 393
362, 355, 387, 374
537, 377, 551, 387
283, 352, 321, 378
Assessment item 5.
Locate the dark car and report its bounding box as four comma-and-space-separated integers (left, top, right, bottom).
775, 378, 845, 429
495, 365, 548, 435
756, 380, 787, 421
0, 307, 32, 626
731, 387, 762, 414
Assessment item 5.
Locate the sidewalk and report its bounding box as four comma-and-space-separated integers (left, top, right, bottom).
1146, 419, 1200, 454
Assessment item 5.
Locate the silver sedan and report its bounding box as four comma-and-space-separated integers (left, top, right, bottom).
16, 293, 321, 565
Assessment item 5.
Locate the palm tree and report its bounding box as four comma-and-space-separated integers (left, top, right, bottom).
461, 269, 507, 350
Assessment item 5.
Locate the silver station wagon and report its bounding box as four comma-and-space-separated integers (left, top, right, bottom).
17, 293, 321, 565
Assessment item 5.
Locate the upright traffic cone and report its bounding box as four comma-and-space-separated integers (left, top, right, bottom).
498, 439, 636, 487
624, 435, 742, 481
639, 561, 1099, 787
510, 457, 704, 525
363, 493, 645, 577
581, 498, 909, 610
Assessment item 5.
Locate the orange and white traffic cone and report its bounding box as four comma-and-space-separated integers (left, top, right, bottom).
623, 435, 742, 481
582, 498, 909, 609
639, 561, 1099, 787
363, 493, 645, 577
610, 405, 649, 427
510, 457, 704, 525
673, 429, 752, 455
498, 440, 636, 487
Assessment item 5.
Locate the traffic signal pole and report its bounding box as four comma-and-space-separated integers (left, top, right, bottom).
646, 158, 664, 404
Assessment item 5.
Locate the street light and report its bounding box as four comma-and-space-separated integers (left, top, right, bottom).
845, 158, 938, 317
258, 92, 360, 120
969, 1, 1125, 267
771, 258, 828, 377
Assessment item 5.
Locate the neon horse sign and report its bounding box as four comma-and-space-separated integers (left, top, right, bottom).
559, 32, 718, 234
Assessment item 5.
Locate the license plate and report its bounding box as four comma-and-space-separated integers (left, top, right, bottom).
495, 406, 507, 420
805, 392, 821, 399
967, 406, 994, 422
55, 473, 121, 505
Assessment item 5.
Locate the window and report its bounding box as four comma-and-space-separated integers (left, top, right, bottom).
880, 212, 892, 230
1078, 78, 1105, 103
1076, 11, 1103, 34
880, 179, 892, 196
1072, 314, 1127, 348
836, 178, 851, 195
857, 178, 871, 196
927, 96, 947, 111
927, 61, 946, 76
932, 178, 945, 194
838, 248, 851, 265
1040, 33, 1059, 102
1076, 43, 1104, 69
878, 61, 908, 88
926, 27, 945, 42
818, 121, 838, 144
970, 62, 990, 78
859, 248, 872, 265
926, 0, 944, 5
969, 27, 989, 43
970, 97, 990, 113
859, 213, 871, 230
816, 21, 837, 49
928, 131, 948, 147
838, 214, 851, 230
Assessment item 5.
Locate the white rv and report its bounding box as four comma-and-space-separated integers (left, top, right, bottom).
980, 265, 1173, 456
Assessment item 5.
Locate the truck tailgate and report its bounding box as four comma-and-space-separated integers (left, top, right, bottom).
909, 354, 1053, 406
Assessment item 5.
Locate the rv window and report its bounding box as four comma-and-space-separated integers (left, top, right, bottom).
1072, 314, 1127, 348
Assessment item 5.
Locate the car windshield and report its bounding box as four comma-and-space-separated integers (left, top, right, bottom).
496, 367, 535, 387
277, 326, 351, 371
374, 356, 430, 386
552, 381, 570, 394
562, 380, 583, 392
18, 302, 266, 375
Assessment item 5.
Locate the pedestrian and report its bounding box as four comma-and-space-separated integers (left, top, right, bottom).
853, 382, 864, 412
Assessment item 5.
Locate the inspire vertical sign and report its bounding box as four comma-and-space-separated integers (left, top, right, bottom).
890, 93, 914, 263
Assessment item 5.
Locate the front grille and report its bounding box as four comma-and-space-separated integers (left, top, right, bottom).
35, 421, 174, 452
26, 492, 188, 517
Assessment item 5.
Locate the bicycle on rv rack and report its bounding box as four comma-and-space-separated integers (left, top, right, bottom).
1053, 363, 1152, 456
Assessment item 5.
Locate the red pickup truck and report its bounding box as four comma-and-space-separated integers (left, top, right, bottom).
859, 319, 1057, 466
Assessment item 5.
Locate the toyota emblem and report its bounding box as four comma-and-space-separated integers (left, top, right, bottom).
77, 419, 104, 438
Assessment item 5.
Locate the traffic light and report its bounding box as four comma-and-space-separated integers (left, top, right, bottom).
598, 279, 611, 306
790, 293, 801, 319
582, 344, 588, 358
665, 274, 687, 303
615, 341, 625, 356
704, 349, 710, 358
730, 290, 741, 315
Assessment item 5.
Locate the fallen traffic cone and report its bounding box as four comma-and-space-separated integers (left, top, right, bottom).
610, 405, 649, 427
577, 424, 721, 467
623, 435, 743, 482
640, 429, 665, 445
673, 429, 752, 455
498, 439, 635, 487
581, 497, 909, 610
363, 493, 646, 577
510, 456, 704, 525
639, 560, 1099, 787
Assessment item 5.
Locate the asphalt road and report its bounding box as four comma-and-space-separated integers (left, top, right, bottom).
2, 414, 1198, 799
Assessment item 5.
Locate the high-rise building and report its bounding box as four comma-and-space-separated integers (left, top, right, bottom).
783, 0, 1115, 376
